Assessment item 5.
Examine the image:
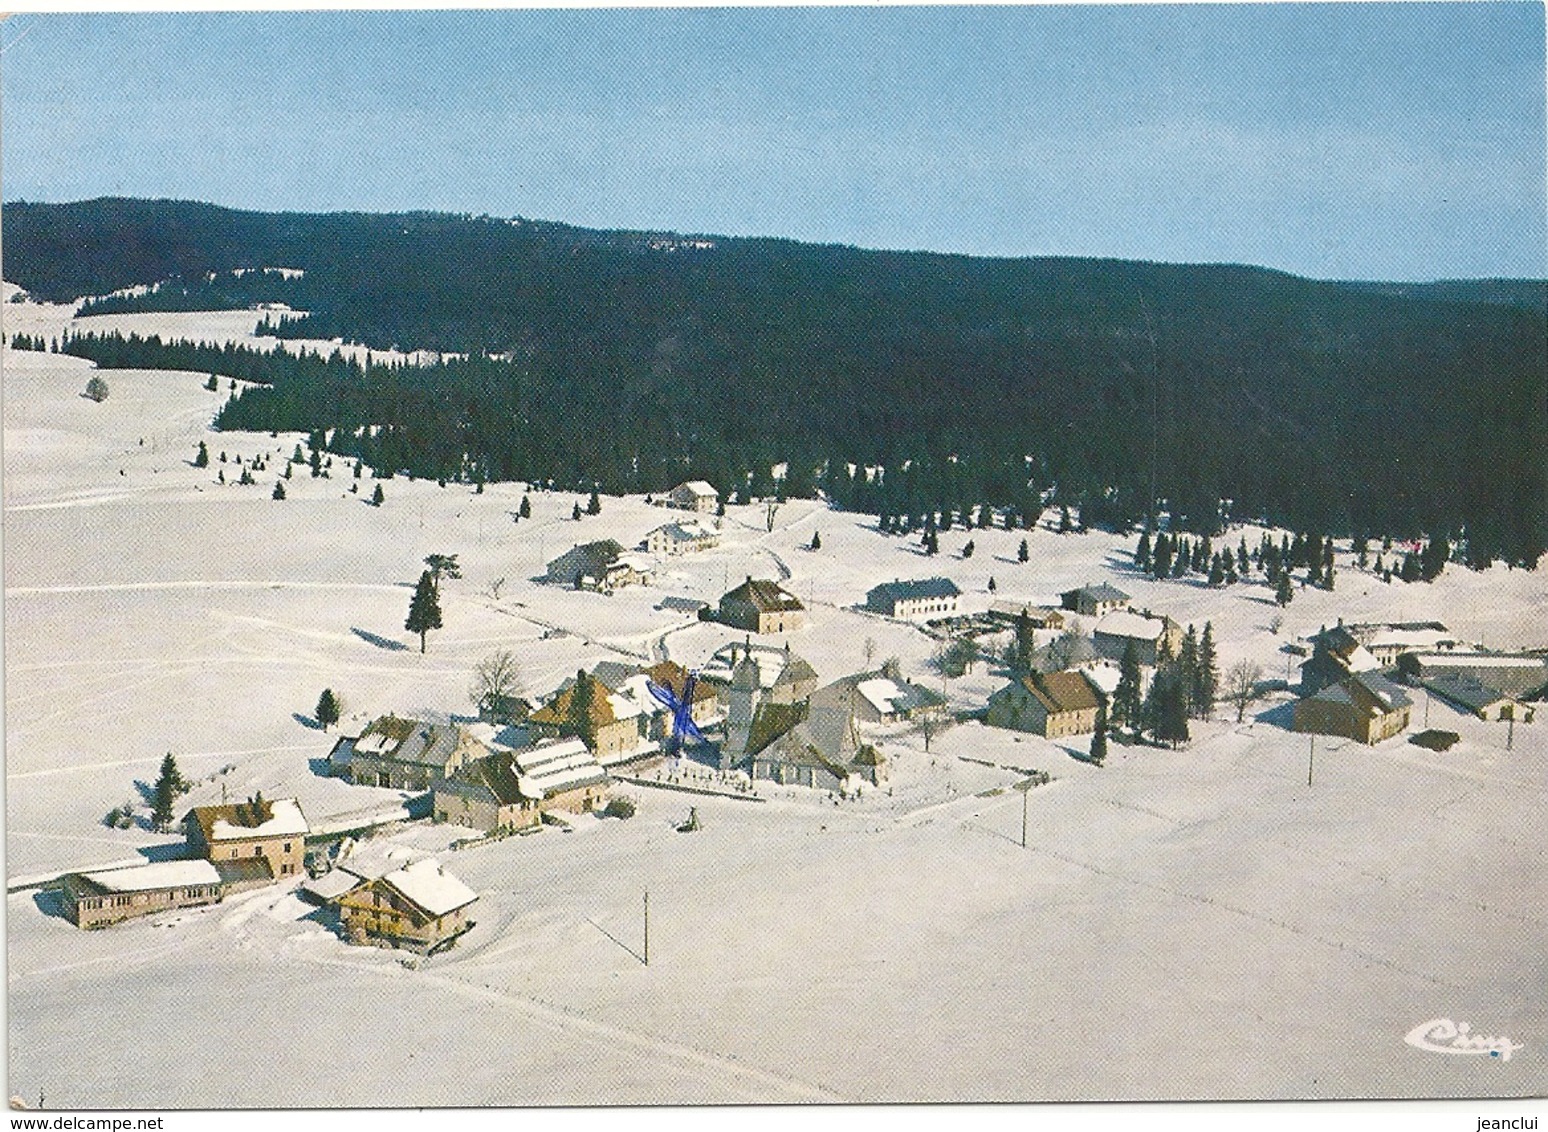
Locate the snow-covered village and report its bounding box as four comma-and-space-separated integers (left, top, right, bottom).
3, 7, 1545, 1123
4, 280, 1545, 1108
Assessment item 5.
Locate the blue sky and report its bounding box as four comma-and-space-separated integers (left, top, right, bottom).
2, 5, 1543, 281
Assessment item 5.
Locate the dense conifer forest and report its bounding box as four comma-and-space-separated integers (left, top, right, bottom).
9, 198, 1545, 565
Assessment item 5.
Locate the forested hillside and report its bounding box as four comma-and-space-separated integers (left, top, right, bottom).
7, 197, 1544, 564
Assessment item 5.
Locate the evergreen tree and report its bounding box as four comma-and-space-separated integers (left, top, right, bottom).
1400, 552, 1422, 583
205, 374, 218, 392
405, 570, 443, 653
194, 441, 209, 467
1274, 572, 1294, 606
1013, 609, 1036, 674
424, 553, 462, 596
1089, 707, 1108, 765
519, 494, 532, 518
572, 501, 583, 521
1058, 505, 1073, 533
284, 462, 293, 480
961, 538, 974, 559
272, 479, 286, 500
925, 528, 939, 556
1238, 538, 1250, 575
315, 688, 341, 731
309, 449, 322, 477
810, 530, 822, 551
1145, 667, 1190, 748
977, 504, 992, 529
292, 443, 305, 464
566, 669, 599, 747
587, 488, 602, 516
1196, 623, 1219, 718
1208, 553, 1225, 587
150, 752, 189, 830
1152, 534, 1173, 579
987, 576, 997, 593
1113, 640, 1143, 737
84, 376, 109, 402
1018, 538, 1029, 563
1178, 627, 1201, 717
372, 483, 385, 506
1135, 531, 1151, 572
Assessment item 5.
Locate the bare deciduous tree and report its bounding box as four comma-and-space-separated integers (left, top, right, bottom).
1225, 660, 1264, 722
470, 649, 524, 714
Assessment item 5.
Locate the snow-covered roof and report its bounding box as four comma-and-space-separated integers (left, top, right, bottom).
674, 480, 717, 496
514, 739, 608, 799
868, 577, 962, 604
1363, 627, 1454, 651
855, 678, 907, 715
1342, 645, 1382, 673
1412, 653, 1545, 669
1065, 582, 1130, 603
381, 858, 478, 917
1094, 610, 1169, 641
80, 859, 221, 892
1079, 661, 1124, 696
614, 552, 656, 574
208, 797, 309, 841
650, 520, 717, 542
302, 869, 366, 902
464, 721, 523, 752
605, 682, 649, 722
700, 641, 812, 689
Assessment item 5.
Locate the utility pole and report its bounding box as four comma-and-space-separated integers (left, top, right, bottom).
1022, 786, 1029, 849
643, 889, 650, 967
1424, 690, 1430, 728
1307, 734, 1315, 787
1507, 713, 1515, 752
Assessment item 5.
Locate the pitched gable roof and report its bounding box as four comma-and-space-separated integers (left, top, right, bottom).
380, 858, 478, 918
724, 577, 804, 613
868, 577, 962, 604
1018, 670, 1103, 715
186, 797, 309, 843
1064, 583, 1130, 603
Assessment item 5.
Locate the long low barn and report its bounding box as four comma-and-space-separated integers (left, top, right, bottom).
62, 857, 275, 929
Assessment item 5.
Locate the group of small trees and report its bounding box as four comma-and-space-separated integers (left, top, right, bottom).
1106, 625, 1218, 749
878, 501, 1042, 536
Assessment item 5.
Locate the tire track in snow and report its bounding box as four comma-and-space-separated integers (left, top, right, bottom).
421, 972, 848, 1103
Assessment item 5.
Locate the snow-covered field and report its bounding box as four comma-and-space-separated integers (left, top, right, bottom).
3, 297, 1546, 1106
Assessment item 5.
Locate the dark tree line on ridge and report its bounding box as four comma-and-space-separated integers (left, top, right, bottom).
16, 198, 1543, 567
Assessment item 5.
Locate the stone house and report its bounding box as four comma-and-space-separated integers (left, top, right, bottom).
811, 669, 947, 724
1092, 610, 1184, 667
184, 797, 310, 881
865, 577, 962, 620
665, 480, 719, 513
643, 520, 721, 557
545, 540, 653, 592
717, 576, 807, 634
1293, 671, 1413, 744
1061, 583, 1131, 618
986, 670, 1104, 739
340, 716, 487, 791
434, 738, 610, 832
527, 671, 644, 763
